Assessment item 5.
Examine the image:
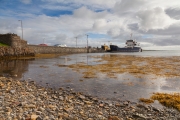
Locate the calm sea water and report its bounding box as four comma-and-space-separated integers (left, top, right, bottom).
111, 50, 180, 57
0, 50, 180, 105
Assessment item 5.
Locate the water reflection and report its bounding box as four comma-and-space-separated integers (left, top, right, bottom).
65, 56, 67, 65
0, 53, 180, 103
0, 59, 34, 79
87, 54, 88, 65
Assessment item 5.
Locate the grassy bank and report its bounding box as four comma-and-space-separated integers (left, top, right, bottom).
0, 43, 8, 46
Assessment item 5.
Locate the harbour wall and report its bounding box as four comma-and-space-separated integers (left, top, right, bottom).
0, 45, 104, 59
0, 33, 104, 58
0, 46, 35, 58
27, 45, 104, 54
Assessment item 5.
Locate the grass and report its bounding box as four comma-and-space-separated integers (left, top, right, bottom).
0, 43, 8, 46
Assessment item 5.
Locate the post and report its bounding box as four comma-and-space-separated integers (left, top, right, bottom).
86, 34, 89, 53
43, 38, 45, 44
18, 20, 23, 40
130, 33, 132, 39
75, 37, 77, 48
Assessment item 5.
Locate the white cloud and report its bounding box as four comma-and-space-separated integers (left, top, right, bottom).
107, 28, 121, 37
73, 6, 107, 19
137, 7, 177, 31
148, 0, 180, 9
113, 0, 147, 14
1, 0, 180, 50
93, 19, 107, 29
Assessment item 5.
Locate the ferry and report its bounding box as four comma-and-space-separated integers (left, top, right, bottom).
109, 39, 142, 52
101, 34, 142, 52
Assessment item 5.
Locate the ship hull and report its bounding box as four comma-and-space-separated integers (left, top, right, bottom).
109, 45, 142, 52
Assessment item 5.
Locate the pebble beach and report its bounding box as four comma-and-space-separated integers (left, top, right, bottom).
0, 76, 180, 120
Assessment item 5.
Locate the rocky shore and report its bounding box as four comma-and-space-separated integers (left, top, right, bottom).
0, 77, 180, 120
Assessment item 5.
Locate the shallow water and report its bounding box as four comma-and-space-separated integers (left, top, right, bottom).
0, 51, 180, 104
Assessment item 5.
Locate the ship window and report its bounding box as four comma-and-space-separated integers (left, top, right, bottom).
127, 40, 133, 42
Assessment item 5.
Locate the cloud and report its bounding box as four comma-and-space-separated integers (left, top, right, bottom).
41, 0, 117, 10
93, 19, 107, 29
137, 7, 177, 31
73, 6, 107, 19
144, 21, 180, 35
1, 0, 180, 50
107, 28, 121, 37
113, 0, 147, 14
165, 8, 180, 20
19, 0, 32, 4
40, 4, 74, 11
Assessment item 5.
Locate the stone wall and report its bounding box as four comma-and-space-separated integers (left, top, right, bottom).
27, 45, 104, 54
0, 45, 104, 59
0, 33, 27, 48
0, 46, 35, 58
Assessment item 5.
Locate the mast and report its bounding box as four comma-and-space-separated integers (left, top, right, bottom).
130, 33, 133, 39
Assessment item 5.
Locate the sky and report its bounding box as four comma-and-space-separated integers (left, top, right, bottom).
0, 0, 180, 50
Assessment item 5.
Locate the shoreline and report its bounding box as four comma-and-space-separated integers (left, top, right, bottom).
0, 76, 180, 120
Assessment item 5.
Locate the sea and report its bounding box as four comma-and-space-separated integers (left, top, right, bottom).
0, 50, 180, 105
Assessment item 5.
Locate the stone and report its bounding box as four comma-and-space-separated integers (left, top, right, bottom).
63, 113, 69, 118
10, 90, 16, 94
31, 114, 39, 120
24, 104, 36, 108
35, 111, 42, 115
48, 105, 57, 110
38, 107, 45, 111
0, 76, 180, 120
99, 103, 104, 107
115, 103, 121, 107
79, 95, 86, 100
16, 81, 22, 86
63, 107, 73, 112
108, 116, 122, 120
132, 113, 147, 120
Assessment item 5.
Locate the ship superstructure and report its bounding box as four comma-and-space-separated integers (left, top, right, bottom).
102, 34, 142, 52
109, 39, 142, 52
